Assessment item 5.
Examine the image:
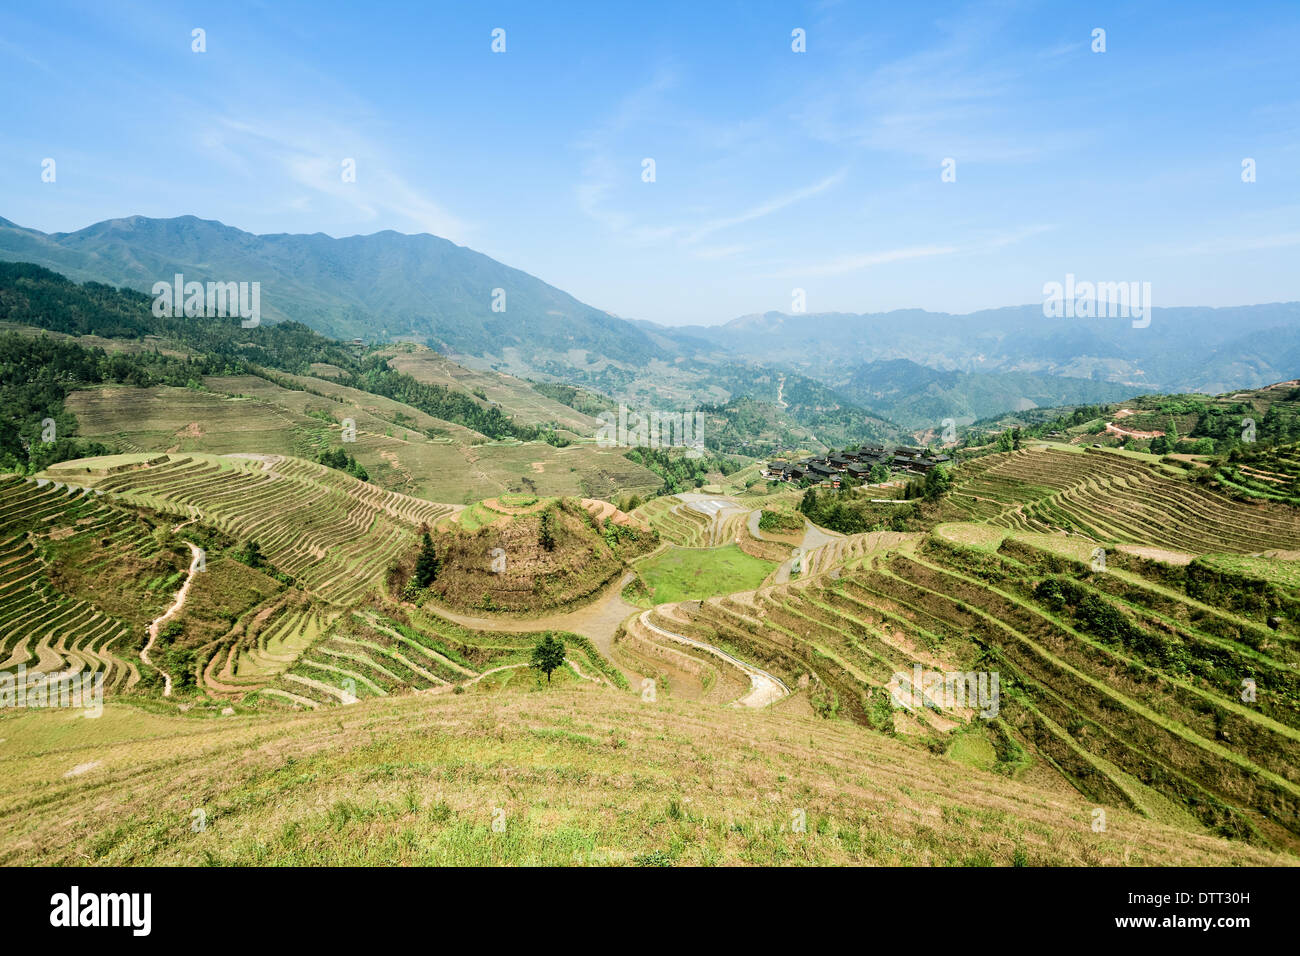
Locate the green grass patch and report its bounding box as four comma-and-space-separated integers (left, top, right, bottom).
629, 544, 777, 605
946, 728, 998, 771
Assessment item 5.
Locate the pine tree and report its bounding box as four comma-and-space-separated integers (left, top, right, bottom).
413, 532, 440, 587
539, 509, 557, 552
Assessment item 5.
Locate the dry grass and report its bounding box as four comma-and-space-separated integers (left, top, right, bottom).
0, 684, 1288, 866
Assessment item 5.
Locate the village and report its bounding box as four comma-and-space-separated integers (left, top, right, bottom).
763, 444, 952, 489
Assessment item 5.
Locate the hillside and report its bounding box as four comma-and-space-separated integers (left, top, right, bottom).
0, 261, 901, 460
2, 256, 1299, 870
3, 684, 1289, 866
0, 216, 659, 364
3, 427, 1299, 865
0, 263, 670, 501
837, 358, 1134, 430
5, 217, 1299, 452
0, 221, 896, 449
962, 382, 1300, 464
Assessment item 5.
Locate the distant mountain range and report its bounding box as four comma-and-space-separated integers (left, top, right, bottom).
666, 304, 1300, 394
3, 214, 1297, 436
0, 214, 657, 366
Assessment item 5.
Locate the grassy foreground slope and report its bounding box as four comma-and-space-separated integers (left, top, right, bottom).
0, 685, 1288, 866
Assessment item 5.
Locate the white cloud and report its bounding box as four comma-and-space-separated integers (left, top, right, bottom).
207, 115, 468, 240
772, 225, 1053, 278
776, 244, 958, 278
683, 170, 847, 244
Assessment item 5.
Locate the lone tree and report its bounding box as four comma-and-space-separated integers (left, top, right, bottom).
530, 634, 566, 683
538, 508, 557, 552
413, 531, 440, 588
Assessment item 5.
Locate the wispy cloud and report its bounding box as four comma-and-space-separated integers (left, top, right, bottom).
775, 244, 958, 278
1157, 231, 1300, 257
209, 116, 468, 240
574, 71, 846, 255
791, 3, 1069, 165
683, 170, 847, 244
690, 243, 753, 261
773, 224, 1053, 278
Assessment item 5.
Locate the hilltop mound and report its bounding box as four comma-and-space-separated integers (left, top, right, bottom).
416, 497, 657, 614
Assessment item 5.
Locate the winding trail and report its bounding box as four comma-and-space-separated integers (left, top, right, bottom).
141, 542, 202, 697
637, 609, 789, 708
429, 500, 796, 708
771, 518, 842, 584
429, 571, 640, 658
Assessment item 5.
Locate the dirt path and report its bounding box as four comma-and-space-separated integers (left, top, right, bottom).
772, 518, 841, 584
429, 571, 641, 657
1105, 421, 1165, 440
141, 542, 202, 697
637, 609, 789, 708
565, 657, 605, 684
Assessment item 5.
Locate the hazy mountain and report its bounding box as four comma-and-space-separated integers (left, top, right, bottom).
5, 214, 1296, 441
662, 303, 1300, 394
0, 214, 660, 365
830, 359, 1131, 430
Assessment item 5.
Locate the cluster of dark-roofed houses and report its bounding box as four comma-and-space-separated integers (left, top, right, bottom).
763, 445, 951, 488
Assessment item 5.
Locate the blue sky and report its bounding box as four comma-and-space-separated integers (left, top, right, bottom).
2, 0, 1298, 325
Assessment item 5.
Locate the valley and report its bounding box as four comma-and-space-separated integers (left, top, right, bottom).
1, 262, 1298, 869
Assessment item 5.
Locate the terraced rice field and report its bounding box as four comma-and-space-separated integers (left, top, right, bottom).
67, 385, 305, 456
79, 453, 455, 605
64, 381, 663, 504
0, 476, 167, 693
205, 603, 338, 697
641, 518, 1300, 852
952, 446, 1300, 552
632, 495, 749, 548
378, 345, 603, 434
262, 606, 619, 709
6, 437, 1298, 863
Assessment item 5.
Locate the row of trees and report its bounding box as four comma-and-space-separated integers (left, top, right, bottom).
316, 445, 369, 481
624, 445, 739, 495
0, 332, 211, 471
